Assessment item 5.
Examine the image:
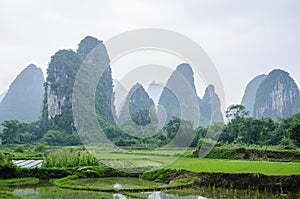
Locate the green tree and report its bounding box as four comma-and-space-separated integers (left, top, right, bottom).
163, 117, 181, 140
290, 122, 300, 147
225, 104, 249, 121
190, 126, 208, 147
19, 132, 37, 144
221, 105, 250, 143
1, 120, 26, 144
163, 117, 196, 147
239, 117, 261, 145
42, 130, 80, 146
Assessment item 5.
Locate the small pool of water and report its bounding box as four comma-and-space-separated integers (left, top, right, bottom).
13, 187, 297, 199
8, 178, 299, 199
11, 186, 114, 199
61, 177, 164, 189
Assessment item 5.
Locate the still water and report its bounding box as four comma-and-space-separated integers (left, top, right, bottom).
9, 178, 299, 199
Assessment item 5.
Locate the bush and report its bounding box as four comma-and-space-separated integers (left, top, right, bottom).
140, 169, 181, 182
43, 150, 99, 168
279, 137, 297, 150
0, 152, 14, 167
14, 145, 25, 153
34, 143, 47, 152
42, 130, 81, 146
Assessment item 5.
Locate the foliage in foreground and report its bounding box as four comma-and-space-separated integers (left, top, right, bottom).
0, 178, 39, 187
0, 152, 14, 167
43, 149, 99, 168
0, 191, 27, 199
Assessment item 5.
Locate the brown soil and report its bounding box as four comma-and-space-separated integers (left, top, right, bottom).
164, 171, 300, 193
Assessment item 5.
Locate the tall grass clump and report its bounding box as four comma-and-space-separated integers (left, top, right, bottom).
43, 150, 99, 168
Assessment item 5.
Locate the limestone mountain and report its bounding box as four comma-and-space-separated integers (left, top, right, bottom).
42, 36, 115, 134
77, 36, 102, 61
118, 83, 154, 126
253, 69, 300, 120
201, 84, 224, 122
43, 49, 81, 121
158, 63, 223, 127
0, 64, 44, 128
158, 63, 194, 125
77, 36, 115, 123
241, 74, 267, 115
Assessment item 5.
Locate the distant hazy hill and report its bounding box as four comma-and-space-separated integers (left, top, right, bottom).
0, 64, 44, 128
0, 90, 7, 103
118, 83, 154, 126
201, 84, 224, 123
113, 79, 128, 117
158, 63, 195, 125
253, 69, 300, 120
158, 63, 223, 127
241, 74, 267, 115
147, 81, 164, 105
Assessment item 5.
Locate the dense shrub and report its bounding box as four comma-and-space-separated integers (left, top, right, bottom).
34, 143, 48, 152
140, 169, 182, 182
43, 150, 99, 168
14, 145, 25, 153
0, 152, 14, 167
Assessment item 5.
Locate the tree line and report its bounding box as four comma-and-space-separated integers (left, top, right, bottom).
0, 104, 299, 149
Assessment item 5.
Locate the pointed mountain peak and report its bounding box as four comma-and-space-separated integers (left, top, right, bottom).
0, 64, 45, 126
174, 63, 196, 93
176, 63, 194, 78
26, 63, 38, 69
268, 68, 289, 76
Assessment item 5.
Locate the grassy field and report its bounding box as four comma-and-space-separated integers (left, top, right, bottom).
168, 158, 300, 175
86, 147, 300, 175
2, 144, 300, 176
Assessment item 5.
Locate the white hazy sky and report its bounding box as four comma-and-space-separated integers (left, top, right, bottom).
0, 0, 299, 111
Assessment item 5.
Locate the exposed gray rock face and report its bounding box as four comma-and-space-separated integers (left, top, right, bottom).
241, 74, 267, 115
43, 36, 115, 124
43, 50, 81, 120
253, 69, 300, 120
0, 64, 44, 126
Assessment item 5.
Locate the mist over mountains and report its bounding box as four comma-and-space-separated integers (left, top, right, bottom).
241, 74, 267, 116
0, 36, 299, 135
0, 64, 44, 129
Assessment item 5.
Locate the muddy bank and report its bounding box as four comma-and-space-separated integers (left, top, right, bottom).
164, 171, 300, 193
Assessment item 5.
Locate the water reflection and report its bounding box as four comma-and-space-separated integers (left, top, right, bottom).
12, 187, 113, 199
13, 188, 38, 197
113, 193, 127, 199
143, 191, 207, 199
10, 185, 298, 199
114, 183, 123, 188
